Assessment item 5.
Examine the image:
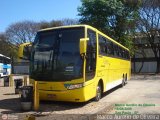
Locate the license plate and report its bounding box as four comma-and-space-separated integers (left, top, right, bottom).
47, 94, 56, 99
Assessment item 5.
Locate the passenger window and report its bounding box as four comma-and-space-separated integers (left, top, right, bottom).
127, 51, 130, 59
119, 47, 123, 58
98, 34, 129, 60
106, 40, 114, 56
113, 44, 118, 57
99, 35, 107, 55
124, 50, 130, 59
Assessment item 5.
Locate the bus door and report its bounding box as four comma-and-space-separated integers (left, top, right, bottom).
85, 29, 97, 81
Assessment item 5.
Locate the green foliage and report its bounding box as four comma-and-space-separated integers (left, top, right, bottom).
0, 33, 18, 58
78, 0, 140, 50
78, 0, 123, 33
39, 19, 78, 29
39, 20, 63, 29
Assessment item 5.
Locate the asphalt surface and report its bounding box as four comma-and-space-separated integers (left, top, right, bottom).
0, 75, 160, 120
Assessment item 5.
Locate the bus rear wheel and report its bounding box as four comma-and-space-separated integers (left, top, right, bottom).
94, 82, 102, 101
125, 74, 128, 84
121, 75, 125, 87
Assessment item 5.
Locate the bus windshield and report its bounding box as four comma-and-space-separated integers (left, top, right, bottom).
30, 27, 84, 81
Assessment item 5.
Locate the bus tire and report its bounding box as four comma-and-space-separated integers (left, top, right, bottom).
125, 74, 128, 84
94, 82, 102, 101
121, 75, 125, 87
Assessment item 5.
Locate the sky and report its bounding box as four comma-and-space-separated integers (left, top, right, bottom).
0, 0, 81, 32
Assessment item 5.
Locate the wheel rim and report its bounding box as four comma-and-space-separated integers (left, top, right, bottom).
123, 79, 125, 86
96, 84, 101, 100
125, 75, 127, 83
122, 76, 125, 86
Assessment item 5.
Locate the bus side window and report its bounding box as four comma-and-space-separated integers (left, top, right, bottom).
98, 34, 106, 55
86, 29, 97, 80
106, 40, 114, 56
103, 37, 108, 54
124, 50, 127, 59
127, 51, 130, 59
0, 56, 2, 63
124, 50, 130, 59
6, 58, 11, 64
3, 58, 6, 64
114, 44, 120, 57
123, 50, 128, 59
122, 50, 125, 58
119, 47, 123, 58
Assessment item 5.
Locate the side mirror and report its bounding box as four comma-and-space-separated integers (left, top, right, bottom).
18, 43, 32, 61
79, 38, 89, 55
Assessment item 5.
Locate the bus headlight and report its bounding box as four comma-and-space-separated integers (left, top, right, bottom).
64, 83, 84, 90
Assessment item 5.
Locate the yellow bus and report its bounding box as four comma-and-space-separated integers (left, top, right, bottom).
30, 25, 131, 102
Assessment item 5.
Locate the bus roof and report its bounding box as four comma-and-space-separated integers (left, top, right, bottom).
0, 54, 10, 59
38, 24, 129, 51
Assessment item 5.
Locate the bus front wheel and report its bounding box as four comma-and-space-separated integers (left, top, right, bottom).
94, 82, 102, 101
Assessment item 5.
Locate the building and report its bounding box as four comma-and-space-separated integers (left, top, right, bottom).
131, 32, 160, 73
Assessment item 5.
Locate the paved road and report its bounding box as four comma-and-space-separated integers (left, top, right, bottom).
0, 75, 160, 120
99, 75, 160, 115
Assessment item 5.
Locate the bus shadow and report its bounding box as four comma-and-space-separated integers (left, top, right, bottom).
38, 100, 89, 112
102, 85, 122, 98
0, 98, 89, 114
0, 98, 22, 114
37, 85, 122, 113
0, 85, 123, 114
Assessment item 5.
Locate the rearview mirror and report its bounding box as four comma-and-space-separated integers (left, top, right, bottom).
18, 43, 32, 61
79, 38, 89, 55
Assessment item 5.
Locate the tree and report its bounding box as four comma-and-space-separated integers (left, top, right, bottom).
50, 20, 63, 27
0, 33, 17, 58
39, 19, 78, 29
38, 21, 50, 29
6, 19, 79, 45
39, 20, 63, 29
137, 0, 160, 73
62, 18, 79, 25
78, 0, 140, 50
3, 19, 79, 59
6, 20, 40, 45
